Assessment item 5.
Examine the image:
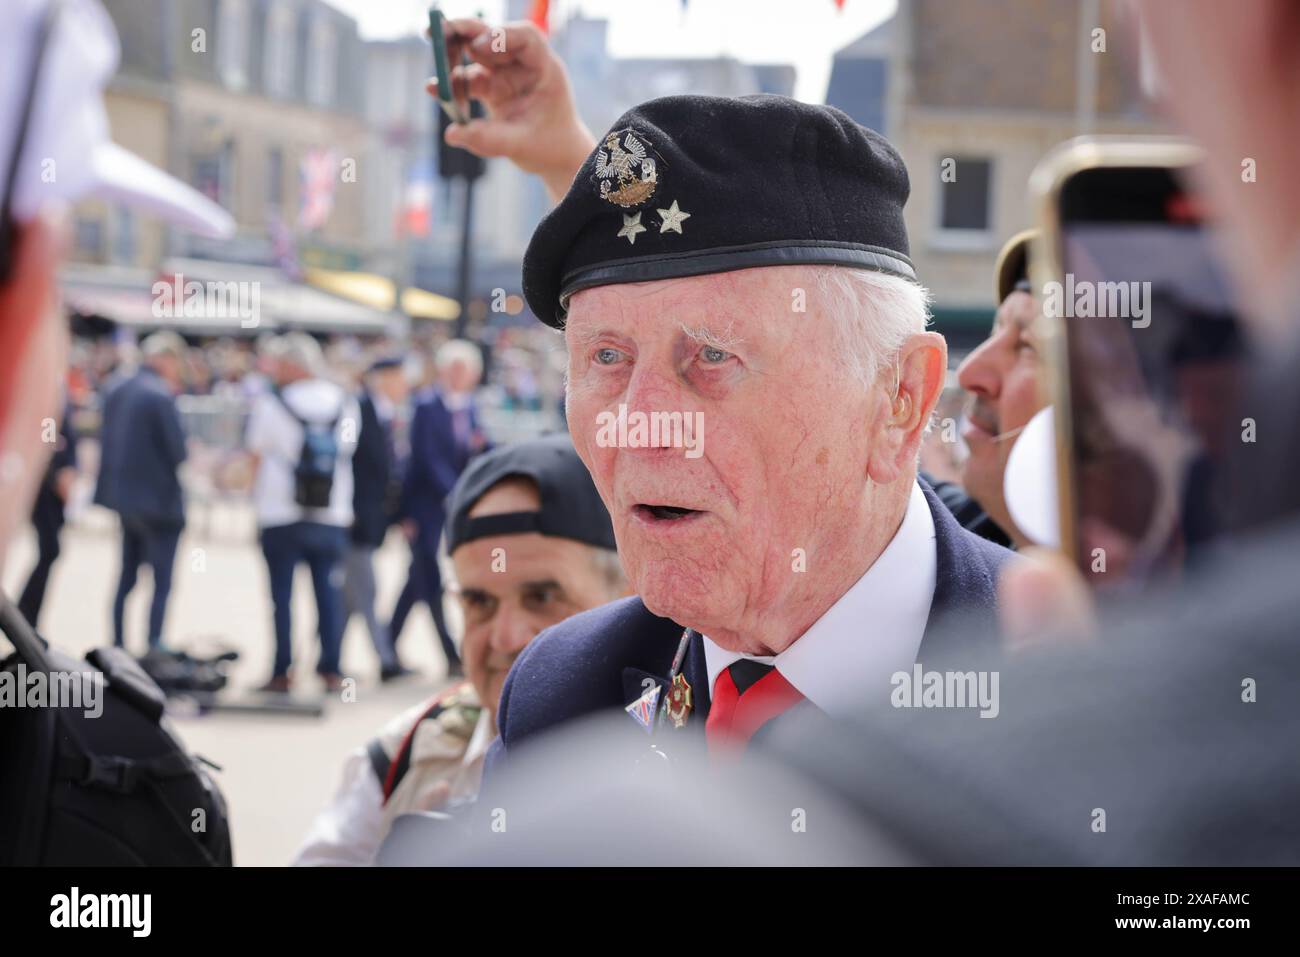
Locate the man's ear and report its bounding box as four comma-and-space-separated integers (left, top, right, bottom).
866, 331, 947, 485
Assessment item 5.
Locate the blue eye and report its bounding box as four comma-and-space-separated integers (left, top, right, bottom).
594, 347, 623, 365
700, 346, 731, 364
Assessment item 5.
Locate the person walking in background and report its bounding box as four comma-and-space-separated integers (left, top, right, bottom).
388, 339, 489, 678
16, 404, 77, 628
346, 355, 410, 681
93, 331, 189, 652
245, 333, 359, 694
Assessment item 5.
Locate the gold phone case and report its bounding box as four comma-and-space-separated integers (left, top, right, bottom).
1028, 136, 1202, 564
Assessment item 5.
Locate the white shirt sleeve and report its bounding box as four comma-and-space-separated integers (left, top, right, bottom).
244, 394, 277, 457
292, 748, 386, 867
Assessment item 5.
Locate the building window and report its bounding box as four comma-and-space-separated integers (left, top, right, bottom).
306, 17, 337, 107
74, 216, 103, 258
193, 140, 235, 209
111, 208, 137, 265
264, 1, 296, 98
937, 156, 993, 235
217, 0, 250, 91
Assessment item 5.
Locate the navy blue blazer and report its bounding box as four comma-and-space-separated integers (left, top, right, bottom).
351, 389, 398, 547
399, 390, 487, 538
485, 481, 1013, 779
92, 368, 187, 528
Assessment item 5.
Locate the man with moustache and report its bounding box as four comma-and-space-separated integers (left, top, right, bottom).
930, 230, 1045, 549
422, 17, 1013, 769
294, 435, 626, 865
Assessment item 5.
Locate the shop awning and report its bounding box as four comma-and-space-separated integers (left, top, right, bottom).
304, 267, 460, 322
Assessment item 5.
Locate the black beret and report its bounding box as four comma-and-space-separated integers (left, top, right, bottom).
523, 94, 916, 328
445, 433, 616, 554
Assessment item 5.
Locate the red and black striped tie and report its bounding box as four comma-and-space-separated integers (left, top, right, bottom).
705, 659, 805, 759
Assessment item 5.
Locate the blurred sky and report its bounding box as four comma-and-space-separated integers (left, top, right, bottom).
321, 0, 895, 103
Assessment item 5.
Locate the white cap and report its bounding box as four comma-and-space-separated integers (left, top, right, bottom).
0, 0, 234, 238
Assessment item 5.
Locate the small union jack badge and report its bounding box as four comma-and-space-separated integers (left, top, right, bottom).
625, 682, 661, 734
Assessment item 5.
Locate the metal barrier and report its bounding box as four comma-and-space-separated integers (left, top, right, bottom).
176, 394, 250, 452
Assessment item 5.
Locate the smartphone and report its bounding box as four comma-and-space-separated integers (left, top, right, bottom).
1032, 138, 1246, 591
428, 5, 467, 124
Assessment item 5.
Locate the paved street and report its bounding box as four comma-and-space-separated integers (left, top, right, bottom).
3, 501, 458, 866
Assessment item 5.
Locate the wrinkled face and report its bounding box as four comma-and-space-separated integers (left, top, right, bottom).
563, 267, 883, 643
956, 291, 1047, 533
451, 478, 619, 712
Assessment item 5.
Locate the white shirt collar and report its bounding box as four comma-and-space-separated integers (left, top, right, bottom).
371, 390, 395, 422
702, 481, 937, 719
463, 708, 495, 768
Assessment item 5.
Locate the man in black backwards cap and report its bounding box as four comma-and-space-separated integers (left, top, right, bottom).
294, 434, 627, 865
429, 17, 1012, 773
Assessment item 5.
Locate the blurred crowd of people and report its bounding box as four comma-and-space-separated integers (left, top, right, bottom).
17, 324, 572, 692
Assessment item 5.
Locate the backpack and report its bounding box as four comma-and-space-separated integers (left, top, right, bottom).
0, 596, 232, 865
276, 388, 341, 510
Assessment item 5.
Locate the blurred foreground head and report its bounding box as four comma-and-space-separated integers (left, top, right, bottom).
444, 435, 626, 711
1135, 0, 1300, 340
0, 0, 231, 574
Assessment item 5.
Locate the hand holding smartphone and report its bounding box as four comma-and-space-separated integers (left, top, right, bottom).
1032, 139, 1245, 592
428, 5, 467, 124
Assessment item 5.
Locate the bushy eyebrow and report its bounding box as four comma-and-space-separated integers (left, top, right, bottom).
680, 321, 744, 351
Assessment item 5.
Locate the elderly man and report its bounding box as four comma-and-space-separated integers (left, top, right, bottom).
345, 355, 409, 680
928, 230, 1045, 548
294, 435, 626, 865
94, 330, 190, 652
428, 19, 1012, 767
245, 332, 360, 693
388, 339, 490, 676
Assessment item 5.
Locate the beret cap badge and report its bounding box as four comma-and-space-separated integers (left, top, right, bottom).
596, 128, 658, 208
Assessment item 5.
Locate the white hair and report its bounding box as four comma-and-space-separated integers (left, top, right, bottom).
278, 332, 324, 376
436, 339, 484, 377
140, 330, 187, 361
812, 267, 933, 391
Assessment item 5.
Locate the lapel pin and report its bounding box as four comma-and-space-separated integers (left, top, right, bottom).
625, 682, 661, 734
664, 673, 693, 728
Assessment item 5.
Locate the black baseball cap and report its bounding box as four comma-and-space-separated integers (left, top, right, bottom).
445, 434, 616, 553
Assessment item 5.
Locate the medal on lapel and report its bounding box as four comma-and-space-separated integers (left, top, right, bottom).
664, 673, 693, 729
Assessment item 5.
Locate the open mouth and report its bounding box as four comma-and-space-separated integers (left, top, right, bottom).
634, 504, 703, 523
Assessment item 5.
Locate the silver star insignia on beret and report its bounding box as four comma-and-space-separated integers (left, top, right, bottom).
617, 211, 647, 245
657, 200, 691, 234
